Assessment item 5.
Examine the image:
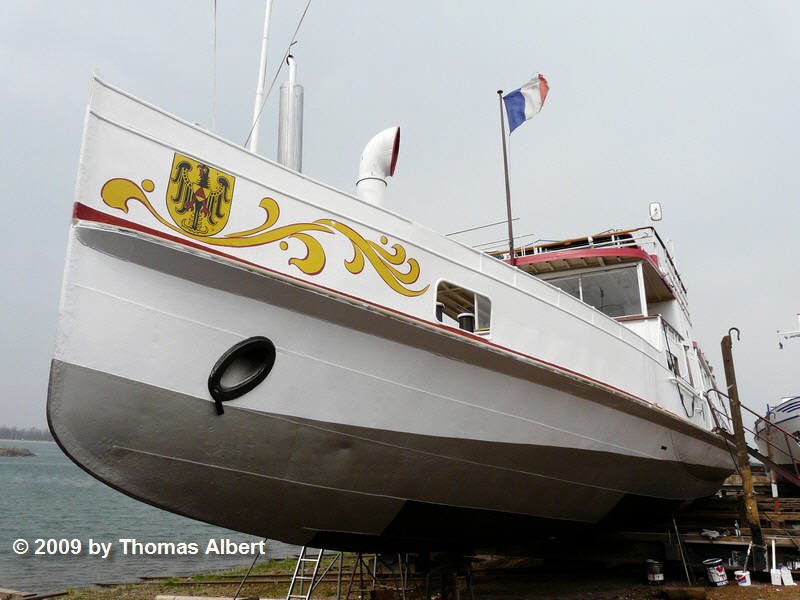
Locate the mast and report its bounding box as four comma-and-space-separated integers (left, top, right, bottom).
249, 0, 274, 154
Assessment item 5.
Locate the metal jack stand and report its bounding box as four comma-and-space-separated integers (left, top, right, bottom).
341, 552, 415, 599
375, 553, 413, 600
343, 552, 374, 600
432, 555, 475, 600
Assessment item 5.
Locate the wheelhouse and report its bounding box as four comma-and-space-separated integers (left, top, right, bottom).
492, 227, 715, 404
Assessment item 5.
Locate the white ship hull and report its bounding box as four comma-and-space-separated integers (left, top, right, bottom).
49, 77, 733, 551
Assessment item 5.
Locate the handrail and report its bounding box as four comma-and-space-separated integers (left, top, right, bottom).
705, 388, 800, 480
527, 226, 652, 251
486, 226, 654, 258
649, 227, 687, 295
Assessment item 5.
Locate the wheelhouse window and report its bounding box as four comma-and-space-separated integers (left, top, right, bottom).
548, 266, 644, 318
436, 281, 491, 336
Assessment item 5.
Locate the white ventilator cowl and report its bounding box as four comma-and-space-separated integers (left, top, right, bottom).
356, 126, 400, 207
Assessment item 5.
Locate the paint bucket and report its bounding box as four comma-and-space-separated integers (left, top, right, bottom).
646, 559, 664, 585
734, 570, 751, 586
702, 558, 728, 586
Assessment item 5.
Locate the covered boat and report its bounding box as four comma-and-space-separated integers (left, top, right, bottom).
48, 76, 734, 551
755, 396, 800, 468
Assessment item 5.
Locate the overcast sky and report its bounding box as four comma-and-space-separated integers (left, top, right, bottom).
1, 1, 798, 429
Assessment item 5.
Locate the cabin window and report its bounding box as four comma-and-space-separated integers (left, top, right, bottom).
436, 281, 491, 336
684, 348, 696, 386
662, 321, 691, 383
552, 276, 581, 300
667, 350, 680, 376
698, 354, 714, 392
549, 266, 643, 318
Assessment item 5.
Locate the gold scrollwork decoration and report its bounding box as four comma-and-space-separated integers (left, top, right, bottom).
100, 178, 429, 297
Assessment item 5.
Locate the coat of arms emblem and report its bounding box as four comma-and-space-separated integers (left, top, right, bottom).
166, 153, 235, 236
100, 150, 427, 296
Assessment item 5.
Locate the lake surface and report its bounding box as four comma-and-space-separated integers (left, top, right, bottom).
0, 439, 296, 593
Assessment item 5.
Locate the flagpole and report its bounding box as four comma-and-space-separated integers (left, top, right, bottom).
497, 90, 516, 266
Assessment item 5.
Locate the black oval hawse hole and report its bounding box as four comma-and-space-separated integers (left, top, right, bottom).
219, 347, 267, 388
208, 336, 276, 415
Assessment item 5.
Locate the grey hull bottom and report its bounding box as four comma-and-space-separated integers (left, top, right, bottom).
48, 360, 729, 552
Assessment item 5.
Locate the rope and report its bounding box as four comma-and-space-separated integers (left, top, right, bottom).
243, 0, 313, 148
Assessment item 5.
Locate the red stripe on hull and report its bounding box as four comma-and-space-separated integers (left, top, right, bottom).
70, 202, 695, 427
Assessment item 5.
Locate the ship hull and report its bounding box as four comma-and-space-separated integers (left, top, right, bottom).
49, 359, 722, 551
49, 222, 732, 551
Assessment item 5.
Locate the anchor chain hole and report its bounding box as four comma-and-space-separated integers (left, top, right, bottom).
208, 336, 276, 415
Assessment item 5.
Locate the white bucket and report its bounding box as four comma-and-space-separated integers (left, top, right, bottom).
702, 558, 728, 586
734, 570, 751, 586
646, 559, 664, 585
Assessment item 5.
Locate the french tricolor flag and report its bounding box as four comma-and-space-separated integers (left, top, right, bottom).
503, 74, 549, 133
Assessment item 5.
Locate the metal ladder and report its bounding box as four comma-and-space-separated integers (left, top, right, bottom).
286, 546, 325, 600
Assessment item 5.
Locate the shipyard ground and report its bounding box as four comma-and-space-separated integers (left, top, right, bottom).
13, 556, 797, 600
12, 471, 800, 600
24, 565, 795, 600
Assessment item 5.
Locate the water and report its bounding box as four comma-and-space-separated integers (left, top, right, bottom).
0, 440, 296, 592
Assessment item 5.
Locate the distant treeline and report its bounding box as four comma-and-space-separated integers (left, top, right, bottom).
0, 426, 53, 441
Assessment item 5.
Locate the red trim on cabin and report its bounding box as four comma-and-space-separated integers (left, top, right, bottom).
507, 247, 674, 295
512, 247, 652, 266
72, 202, 678, 417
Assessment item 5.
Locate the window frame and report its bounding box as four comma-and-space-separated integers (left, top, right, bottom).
434, 279, 492, 337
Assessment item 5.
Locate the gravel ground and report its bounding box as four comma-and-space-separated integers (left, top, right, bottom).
58, 571, 799, 600
42, 558, 800, 599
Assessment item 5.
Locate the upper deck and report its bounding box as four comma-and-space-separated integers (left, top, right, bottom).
491, 227, 690, 324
